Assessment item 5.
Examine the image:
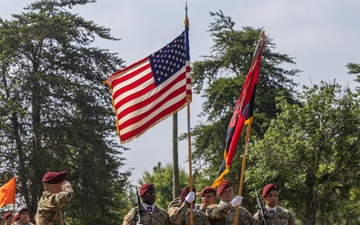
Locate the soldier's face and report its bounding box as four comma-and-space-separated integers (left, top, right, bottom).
264, 190, 278, 207
141, 189, 156, 205
19, 212, 30, 222
219, 186, 233, 203
201, 192, 217, 207
5, 216, 13, 225
52, 183, 63, 193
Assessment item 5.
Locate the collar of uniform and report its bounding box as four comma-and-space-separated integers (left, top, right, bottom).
219, 200, 228, 207
265, 205, 277, 212
142, 203, 155, 213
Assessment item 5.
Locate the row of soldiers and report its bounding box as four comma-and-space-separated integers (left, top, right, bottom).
124, 180, 296, 225
2, 171, 295, 225
1, 208, 32, 225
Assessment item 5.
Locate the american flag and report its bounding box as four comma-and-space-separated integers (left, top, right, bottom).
105, 29, 191, 144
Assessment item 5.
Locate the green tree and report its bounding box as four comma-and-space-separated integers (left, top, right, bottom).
347, 63, 360, 89
0, 1, 130, 224
189, 11, 300, 193
139, 162, 188, 209
347, 63, 360, 75
246, 82, 360, 225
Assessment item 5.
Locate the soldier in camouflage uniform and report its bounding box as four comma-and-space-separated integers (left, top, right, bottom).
123, 183, 170, 225
36, 171, 74, 225
206, 180, 252, 225
15, 208, 34, 225
168, 186, 211, 225
252, 183, 296, 225
196, 186, 217, 213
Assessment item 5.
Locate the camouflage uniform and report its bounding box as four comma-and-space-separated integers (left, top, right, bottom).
252, 206, 295, 225
195, 204, 207, 213
36, 188, 74, 225
168, 198, 211, 225
15, 221, 34, 225
206, 201, 252, 225
123, 204, 170, 225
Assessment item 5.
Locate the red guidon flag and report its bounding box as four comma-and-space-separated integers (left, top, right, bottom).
104, 25, 191, 144
212, 33, 266, 188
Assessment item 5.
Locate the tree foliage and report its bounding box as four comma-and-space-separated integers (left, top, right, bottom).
347, 63, 360, 75
0, 0, 130, 224
347, 63, 360, 90
139, 162, 189, 209
246, 82, 360, 225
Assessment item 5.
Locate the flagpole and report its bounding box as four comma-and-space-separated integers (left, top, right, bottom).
172, 113, 180, 199
12, 168, 16, 225
12, 202, 16, 224
184, 3, 193, 225
233, 120, 252, 225
186, 99, 194, 225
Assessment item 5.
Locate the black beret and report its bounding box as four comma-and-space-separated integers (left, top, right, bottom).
42, 171, 67, 184
262, 183, 277, 197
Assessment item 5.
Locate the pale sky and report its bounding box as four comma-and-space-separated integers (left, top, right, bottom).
1, 0, 360, 184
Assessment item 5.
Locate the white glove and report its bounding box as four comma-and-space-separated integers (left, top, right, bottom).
231, 196, 243, 207
185, 191, 196, 203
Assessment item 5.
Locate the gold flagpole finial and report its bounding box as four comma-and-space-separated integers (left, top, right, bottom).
184, 2, 189, 28
259, 30, 267, 42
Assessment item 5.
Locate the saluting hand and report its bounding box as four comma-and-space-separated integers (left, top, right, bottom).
185, 192, 196, 203
62, 180, 73, 191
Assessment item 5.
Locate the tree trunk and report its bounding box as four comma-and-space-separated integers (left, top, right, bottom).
304, 194, 318, 225
172, 113, 179, 198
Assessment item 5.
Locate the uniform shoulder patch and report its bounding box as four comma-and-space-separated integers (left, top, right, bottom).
123, 208, 136, 222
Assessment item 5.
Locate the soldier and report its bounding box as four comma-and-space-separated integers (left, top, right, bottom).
123, 183, 170, 225
206, 180, 252, 225
15, 208, 33, 225
168, 186, 211, 225
252, 183, 296, 225
3, 212, 13, 225
196, 186, 217, 213
36, 170, 74, 225
14, 214, 19, 223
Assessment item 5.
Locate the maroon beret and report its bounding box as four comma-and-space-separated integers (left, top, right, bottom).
3, 212, 12, 221
216, 180, 232, 196
262, 183, 277, 197
42, 171, 67, 184
139, 183, 155, 196
14, 214, 20, 221
18, 208, 28, 215
180, 186, 196, 202
201, 186, 216, 196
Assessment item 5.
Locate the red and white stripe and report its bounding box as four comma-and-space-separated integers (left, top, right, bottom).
106, 57, 191, 143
